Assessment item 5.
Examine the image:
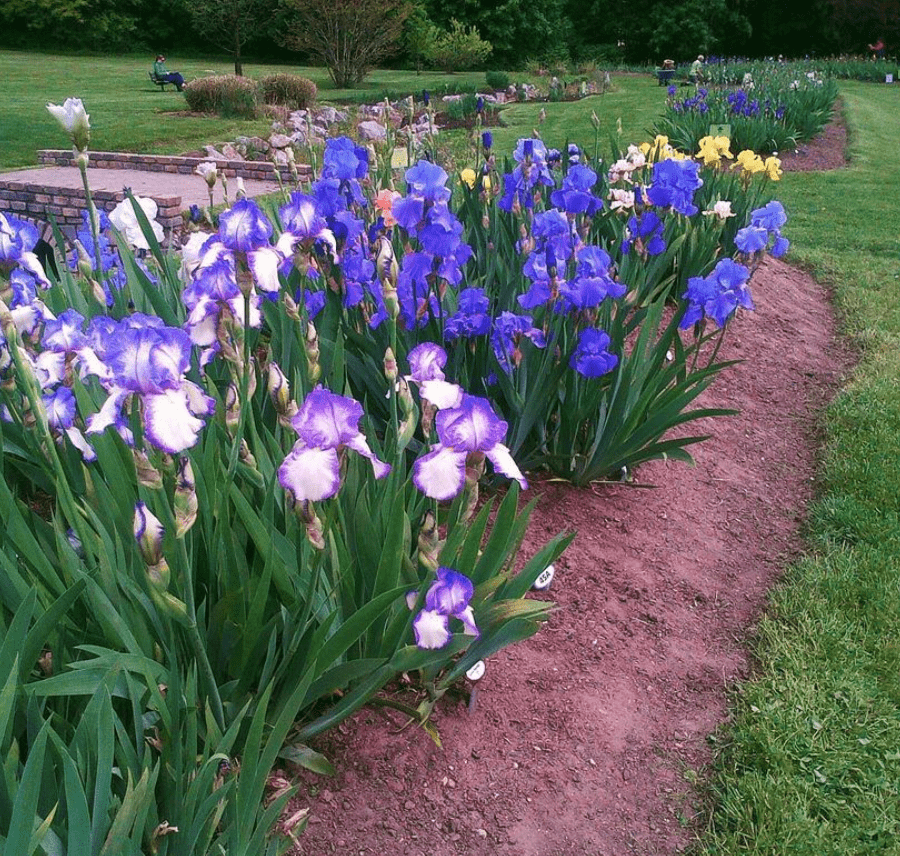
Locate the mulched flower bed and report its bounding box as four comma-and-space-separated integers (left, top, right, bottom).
280, 117, 853, 856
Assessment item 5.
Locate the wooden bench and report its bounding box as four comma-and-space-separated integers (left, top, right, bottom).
149, 71, 172, 91
655, 68, 677, 86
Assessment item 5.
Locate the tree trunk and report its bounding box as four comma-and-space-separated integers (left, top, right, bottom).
234, 24, 243, 76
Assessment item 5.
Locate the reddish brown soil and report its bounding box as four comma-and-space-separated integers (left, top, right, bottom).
778, 106, 849, 171
280, 126, 851, 856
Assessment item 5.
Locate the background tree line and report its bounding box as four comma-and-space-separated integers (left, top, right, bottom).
0, 0, 896, 73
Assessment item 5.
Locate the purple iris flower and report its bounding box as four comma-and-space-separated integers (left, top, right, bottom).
550, 164, 603, 215
304, 289, 327, 320
445, 287, 491, 339
417, 204, 465, 256
404, 161, 452, 203
491, 312, 547, 375
85, 320, 215, 453
0, 211, 50, 288
680, 258, 753, 329
646, 159, 703, 216
482, 131, 493, 151
667, 85, 677, 96
560, 246, 627, 309
734, 225, 768, 254
751, 201, 787, 232
322, 136, 369, 181
412, 394, 527, 500
621, 211, 666, 256
498, 139, 554, 212
412, 566, 479, 649
748, 201, 790, 258
570, 328, 618, 377
278, 388, 391, 503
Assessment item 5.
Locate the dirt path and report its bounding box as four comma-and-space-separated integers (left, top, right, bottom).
281, 253, 848, 855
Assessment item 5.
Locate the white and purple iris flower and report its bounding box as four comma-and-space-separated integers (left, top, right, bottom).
278, 387, 391, 503
212, 198, 294, 296
85, 320, 215, 453
181, 239, 261, 358
412, 394, 527, 501
0, 212, 50, 288
411, 566, 479, 649
42, 386, 96, 461
406, 343, 463, 410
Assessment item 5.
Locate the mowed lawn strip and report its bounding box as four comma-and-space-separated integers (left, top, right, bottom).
697, 80, 900, 855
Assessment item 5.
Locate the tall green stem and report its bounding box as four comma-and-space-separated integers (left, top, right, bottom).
78, 158, 103, 279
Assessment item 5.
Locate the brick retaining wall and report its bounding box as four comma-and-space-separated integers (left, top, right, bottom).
37, 150, 310, 183
0, 179, 182, 240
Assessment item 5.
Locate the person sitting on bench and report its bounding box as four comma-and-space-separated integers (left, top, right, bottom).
152, 55, 184, 91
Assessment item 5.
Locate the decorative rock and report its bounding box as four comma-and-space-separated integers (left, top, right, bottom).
203, 145, 226, 159
357, 120, 387, 141
269, 133, 293, 149
273, 149, 291, 165
221, 143, 244, 161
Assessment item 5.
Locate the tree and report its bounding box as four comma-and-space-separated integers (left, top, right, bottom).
424, 19, 492, 72
405, 2, 439, 74
279, 0, 412, 88
189, 0, 274, 75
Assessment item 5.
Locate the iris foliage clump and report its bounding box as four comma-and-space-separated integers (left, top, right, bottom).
655, 61, 838, 154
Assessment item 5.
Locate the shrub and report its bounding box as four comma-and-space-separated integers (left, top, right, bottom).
259, 73, 317, 109
424, 19, 492, 72
485, 70, 509, 90
183, 74, 260, 118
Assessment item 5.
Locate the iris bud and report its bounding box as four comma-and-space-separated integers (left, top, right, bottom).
174, 458, 198, 537
134, 502, 165, 567
133, 449, 164, 489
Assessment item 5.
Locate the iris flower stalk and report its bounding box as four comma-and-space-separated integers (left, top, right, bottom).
47, 98, 103, 277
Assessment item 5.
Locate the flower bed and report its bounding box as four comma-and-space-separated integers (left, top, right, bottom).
654, 62, 838, 154
0, 95, 789, 852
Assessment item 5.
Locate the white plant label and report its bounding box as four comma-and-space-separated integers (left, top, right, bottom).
532, 564, 555, 591
466, 660, 486, 682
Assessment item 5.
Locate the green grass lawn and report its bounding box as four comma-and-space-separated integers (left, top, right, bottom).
0, 50, 495, 169
0, 50, 665, 170
696, 81, 900, 855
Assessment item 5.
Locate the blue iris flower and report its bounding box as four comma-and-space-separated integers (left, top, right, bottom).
646, 159, 703, 216
570, 328, 618, 377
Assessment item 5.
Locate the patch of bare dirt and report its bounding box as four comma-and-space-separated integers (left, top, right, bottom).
778, 104, 849, 171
